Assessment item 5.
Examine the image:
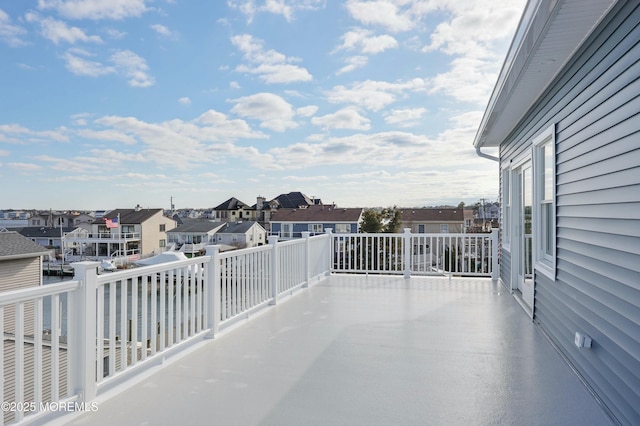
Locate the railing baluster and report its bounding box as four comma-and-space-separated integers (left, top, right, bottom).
15, 302, 25, 423
109, 281, 116, 376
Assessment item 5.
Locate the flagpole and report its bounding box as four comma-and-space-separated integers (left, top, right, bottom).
118, 213, 122, 266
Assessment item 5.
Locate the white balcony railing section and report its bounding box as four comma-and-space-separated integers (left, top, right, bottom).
0, 229, 496, 425
332, 229, 498, 278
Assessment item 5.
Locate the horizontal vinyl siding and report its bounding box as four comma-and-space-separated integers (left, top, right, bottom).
1, 257, 41, 335
500, 2, 640, 424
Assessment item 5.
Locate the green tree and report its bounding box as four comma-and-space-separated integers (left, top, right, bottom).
360, 209, 383, 233
382, 206, 401, 233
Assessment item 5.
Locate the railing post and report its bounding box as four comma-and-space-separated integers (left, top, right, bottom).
325, 228, 333, 273
403, 228, 411, 279
70, 261, 100, 403
491, 228, 499, 281
204, 245, 221, 339
302, 232, 311, 287
268, 235, 279, 305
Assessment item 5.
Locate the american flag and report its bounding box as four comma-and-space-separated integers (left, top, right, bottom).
104, 217, 119, 228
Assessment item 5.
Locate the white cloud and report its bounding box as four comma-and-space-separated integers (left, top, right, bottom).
296, 105, 318, 117
429, 56, 499, 104
150, 24, 175, 38
231, 34, 312, 84
270, 131, 432, 169
63, 48, 115, 77
109, 49, 155, 87
0, 9, 28, 47
345, 0, 414, 32
230, 92, 297, 132
336, 55, 368, 75
105, 28, 126, 39
26, 13, 103, 44
37, 0, 149, 20
334, 28, 397, 54
384, 107, 427, 127
326, 78, 426, 111
311, 107, 370, 130
178, 97, 191, 105
8, 162, 43, 173
75, 128, 138, 144
228, 0, 325, 23
0, 123, 69, 143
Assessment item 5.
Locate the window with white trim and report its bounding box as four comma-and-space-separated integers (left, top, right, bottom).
308, 223, 323, 234
335, 224, 349, 233
533, 125, 556, 277
440, 224, 449, 233
282, 223, 293, 238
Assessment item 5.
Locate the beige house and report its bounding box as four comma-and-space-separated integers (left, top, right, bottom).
63, 207, 176, 260
400, 208, 465, 234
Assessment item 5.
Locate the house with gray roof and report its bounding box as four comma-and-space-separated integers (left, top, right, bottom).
63, 207, 176, 261
212, 197, 254, 223
213, 221, 266, 248
166, 220, 226, 255
0, 231, 49, 334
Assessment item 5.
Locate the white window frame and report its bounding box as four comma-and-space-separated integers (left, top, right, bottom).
282, 223, 293, 238
335, 224, 349, 233
533, 124, 556, 279
308, 223, 324, 234
417, 224, 426, 233
440, 224, 449, 233
501, 164, 511, 250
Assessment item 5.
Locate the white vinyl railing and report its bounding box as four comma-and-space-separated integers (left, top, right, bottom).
0, 229, 497, 424
331, 229, 499, 278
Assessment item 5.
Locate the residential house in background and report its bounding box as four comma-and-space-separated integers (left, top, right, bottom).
270, 205, 362, 239
17, 226, 86, 260
1, 231, 69, 424
269, 191, 322, 209
166, 220, 226, 256
400, 208, 464, 234
213, 221, 266, 248
212, 197, 253, 222
463, 209, 475, 232
474, 0, 639, 423
63, 207, 176, 261
0, 231, 48, 333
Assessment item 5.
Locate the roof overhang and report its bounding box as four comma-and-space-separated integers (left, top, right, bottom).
474, 0, 618, 149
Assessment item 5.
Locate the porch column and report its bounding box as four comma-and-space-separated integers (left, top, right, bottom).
70, 261, 100, 403
403, 228, 412, 279
268, 235, 279, 305
301, 232, 311, 287
491, 228, 499, 281
325, 228, 333, 274
204, 245, 221, 339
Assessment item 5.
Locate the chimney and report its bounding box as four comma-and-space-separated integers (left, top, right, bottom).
256, 196, 266, 211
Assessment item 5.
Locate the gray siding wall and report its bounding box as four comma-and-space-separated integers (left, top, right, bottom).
1, 257, 41, 335
499, 2, 640, 424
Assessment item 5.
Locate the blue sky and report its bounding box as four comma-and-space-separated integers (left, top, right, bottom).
0, 0, 525, 210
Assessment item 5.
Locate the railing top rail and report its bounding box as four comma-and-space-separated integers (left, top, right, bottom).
218, 244, 271, 259
333, 232, 494, 238
0, 280, 81, 306
95, 255, 211, 285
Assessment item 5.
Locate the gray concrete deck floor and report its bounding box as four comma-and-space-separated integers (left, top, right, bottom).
65, 275, 612, 426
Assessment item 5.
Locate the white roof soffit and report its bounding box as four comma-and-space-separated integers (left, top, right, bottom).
474, 0, 618, 148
